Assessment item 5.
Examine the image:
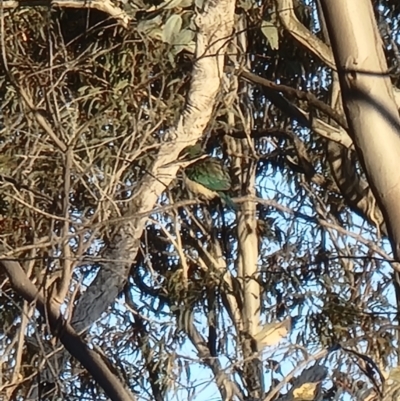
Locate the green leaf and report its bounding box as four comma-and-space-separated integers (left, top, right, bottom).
261, 20, 279, 50
173, 28, 194, 45
137, 15, 163, 35
171, 28, 195, 54
194, 0, 204, 8
162, 14, 183, 45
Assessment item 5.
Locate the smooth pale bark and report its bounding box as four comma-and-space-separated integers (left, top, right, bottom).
320, 0, 400, 258
225, 14, 263, 398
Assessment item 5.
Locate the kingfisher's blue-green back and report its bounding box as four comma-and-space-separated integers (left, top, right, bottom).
185, 157, 231, 192
183, 153, 235, 209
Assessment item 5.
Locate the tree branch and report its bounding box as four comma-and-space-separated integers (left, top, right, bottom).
1, 0, 131, 28
179, 308, 245, 401
275, 0, 335, 69
239, 69, 348, 129
61, 0, 237, 383
0, 257, 136, 401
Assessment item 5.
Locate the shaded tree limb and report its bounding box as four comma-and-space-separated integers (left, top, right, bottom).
326, 141, 387, 236
178, 308, 245, 401
0, 257, 136, 401
239, 69, 348, 129
275, 0, 335, 69
238, 69, 387, 248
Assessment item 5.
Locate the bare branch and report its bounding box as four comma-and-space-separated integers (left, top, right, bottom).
0, 257, 136, 401
179, 308, 245, 401
64, 0, 237, 380
1, 0, 132, 28
275, 0, 335, 69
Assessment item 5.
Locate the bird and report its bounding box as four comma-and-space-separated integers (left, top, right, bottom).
181, 145, 236, 209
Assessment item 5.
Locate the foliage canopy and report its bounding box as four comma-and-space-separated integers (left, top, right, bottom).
1, 1, 400, 400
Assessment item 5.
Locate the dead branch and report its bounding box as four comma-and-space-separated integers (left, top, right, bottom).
1, 0, 132, 28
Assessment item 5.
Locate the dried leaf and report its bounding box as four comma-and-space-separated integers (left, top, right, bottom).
252, 317, 291, 350
293, 382, 318, 400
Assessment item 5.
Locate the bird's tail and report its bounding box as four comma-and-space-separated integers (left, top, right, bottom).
218, 192, 237, 210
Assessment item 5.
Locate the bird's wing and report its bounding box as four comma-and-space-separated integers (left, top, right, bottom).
186, 158, 231, 192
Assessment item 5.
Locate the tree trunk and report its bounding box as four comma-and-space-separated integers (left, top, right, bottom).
320, 0, 400, 258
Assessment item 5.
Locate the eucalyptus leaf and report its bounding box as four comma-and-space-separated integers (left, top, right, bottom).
162, 14, 183, 45
171, 28, 195, 54
137, 15, 163, 34
261, 20, 279, 50
194, 0, 204, 9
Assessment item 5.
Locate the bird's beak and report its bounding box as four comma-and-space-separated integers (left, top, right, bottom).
164, 154, 208, 168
